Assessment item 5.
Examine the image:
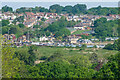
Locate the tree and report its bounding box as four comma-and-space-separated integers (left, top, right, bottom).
104, 44, 114, 50
2, 5, 13, 12
89, 53, 99, 69
93, 18, 118, 39
2, 26, 9, 34
47, 51, 63, 62
2, 19, 10, 26
46, 23, 59, 33
90, 53, 98, 64
13, 16, 24, 24
55, 28, 70, 37
81, 35, 92, 39
14, 48, 30, 65
9, 26, 19, 34
63, 5, 73, 13
104, 39, 120, 50
27, 59, 95, 78
94, 53, 120, 78
87, 6, 118, 15
72, 4, 87, 14
67, 55, 92, 68
2, 39, 26, 78
28, 45, 37, 65
18, 24, 25, 28
49, 4, 63, 13
41, 18, 45, 21
94, 17, 107, 27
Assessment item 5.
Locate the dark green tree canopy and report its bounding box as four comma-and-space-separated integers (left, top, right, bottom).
2, 19, 10, 26
72, 4, 87, 14
93, 18, 118, 39
87, 6, 118, 15
18, 23, 25, 28
63, 5, 73, 13
2, 5, 13, 12
49, 4, 63, 14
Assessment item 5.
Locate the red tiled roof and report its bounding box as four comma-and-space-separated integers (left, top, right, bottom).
25, 12, 34, 16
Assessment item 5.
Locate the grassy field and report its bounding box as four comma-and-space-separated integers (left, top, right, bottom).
72, 30, 90, 35
33, 46, 118, 61
67, 28, 76, 32
14, 45, 119, 67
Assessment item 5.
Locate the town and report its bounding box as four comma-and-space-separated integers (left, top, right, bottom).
1, 10, 119, 48
1, 3, 120, 79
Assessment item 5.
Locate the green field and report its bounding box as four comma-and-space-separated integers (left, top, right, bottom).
13, 46, 119, 78
72, 30, 90, 35
16, 46, 118, 61
67, 28, 76, 32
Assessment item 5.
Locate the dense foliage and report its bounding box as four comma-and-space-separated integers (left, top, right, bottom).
93, 18, 118, 40
2, 4, 118, 15
2, 5, 13, 12
27, 60, 95, 78
2, 19, 10, 26
16, 6, 49, 13
1, 20, 27, 38
2, 39, 119, 78
2, 40, 27, 78
86, 6, 119, 15
45, 16, 71, 38
94, 53, 120, 78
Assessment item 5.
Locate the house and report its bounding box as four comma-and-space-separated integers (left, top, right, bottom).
39, 36, 48, 41
17, 35, 27, 42
90, 38, 99, 41
45, 18, 56, 24
25, 12, 35, 17
2, 12, 16, 20
74, 26, 85, 30
3, 34, 16, 43
78, 39, 92, 44
68, 35, 81, 44
36, 12, 45, 17
96, 45, 105, 48
48, 36, 55, 42
70, 44, 77, 47
85, 27, 92, 30
31, 42, 39, 45
87, 45, 94, 48
105, 37, 119, 41
44, 13, 58, 19
74, 23, 85, 30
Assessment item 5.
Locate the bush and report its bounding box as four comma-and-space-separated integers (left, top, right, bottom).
104, 44, 113, 50
40, 56, 48, 60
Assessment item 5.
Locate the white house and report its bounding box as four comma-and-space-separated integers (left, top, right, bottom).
74, 26, 85, 30
31, 42, 39, 45
39, 36, 48, 41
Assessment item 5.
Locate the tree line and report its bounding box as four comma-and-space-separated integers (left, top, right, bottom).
92, 17, 119, 40
2, 4, 119, 15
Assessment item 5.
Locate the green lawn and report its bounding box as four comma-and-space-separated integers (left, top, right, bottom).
15, 46, 118, 62
67, 28, 76, 32
72, 30, 90, 35
33, 46, 118, 60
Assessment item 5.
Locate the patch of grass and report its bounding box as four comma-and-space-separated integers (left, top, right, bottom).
72, 30, 90, 35
15, 46, 118, 61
